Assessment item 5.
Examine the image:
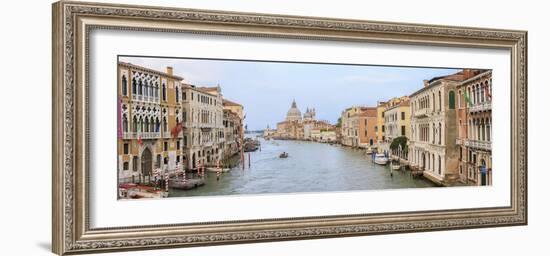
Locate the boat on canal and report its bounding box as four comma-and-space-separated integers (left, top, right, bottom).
243, 138, 261, 152
374, 153, 389, 165
279, 152, 289, 158
206, 167, 231, 173
168, 178, 205, 190
390, 160, 401, 170
365, 147, 374, 155
118, 183, 168, 199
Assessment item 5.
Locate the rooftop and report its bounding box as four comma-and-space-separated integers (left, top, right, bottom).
118, 61, 184, 80
223, 98, 243, 107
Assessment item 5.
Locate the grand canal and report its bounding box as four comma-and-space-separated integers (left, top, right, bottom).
169, 135, 436, 197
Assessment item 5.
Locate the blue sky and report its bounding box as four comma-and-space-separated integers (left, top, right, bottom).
120, 56, 459, 130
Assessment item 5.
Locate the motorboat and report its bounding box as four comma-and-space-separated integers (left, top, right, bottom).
374, 153, 389, 165
279, 152, 289, 158
390, 160, 401, 170
206, 167, 231, 173
365, 147, 374, 155
168, 178, 205, 190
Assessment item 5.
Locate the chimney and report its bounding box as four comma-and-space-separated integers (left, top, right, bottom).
166, 66, 173, 76
423, 79, 429, 87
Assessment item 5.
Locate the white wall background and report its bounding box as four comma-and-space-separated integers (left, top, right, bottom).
0, 0, 546, 255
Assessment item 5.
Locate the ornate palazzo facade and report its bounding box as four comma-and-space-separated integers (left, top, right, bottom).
408, 71, 470, 186
117, 62, 243, 182
117, 63, 184, 182
456, 70, 493, 185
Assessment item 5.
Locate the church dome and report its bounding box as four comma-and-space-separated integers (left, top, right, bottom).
286, 99, 302, 122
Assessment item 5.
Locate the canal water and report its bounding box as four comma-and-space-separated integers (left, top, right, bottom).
169, 136, 436, 197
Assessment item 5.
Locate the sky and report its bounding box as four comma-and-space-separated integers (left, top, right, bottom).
120, 56, 459, 130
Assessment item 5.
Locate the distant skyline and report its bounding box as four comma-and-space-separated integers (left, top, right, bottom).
119, 56, 460, 130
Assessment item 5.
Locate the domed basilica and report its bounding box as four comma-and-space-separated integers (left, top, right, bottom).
286, 99, 302, 122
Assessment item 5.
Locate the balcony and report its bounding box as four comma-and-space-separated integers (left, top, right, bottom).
131, 94, 159, 103
464, 139, 491, 151
122, 132, 161, 140
469, 101, 491, 113
413, 108, 428, 117
456, 138, 464, 146
202, 141, 214, 147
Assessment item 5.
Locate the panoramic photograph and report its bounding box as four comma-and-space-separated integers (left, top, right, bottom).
116, 56, 493, 199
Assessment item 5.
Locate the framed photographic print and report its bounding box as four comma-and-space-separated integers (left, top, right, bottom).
52, 1, 527, 255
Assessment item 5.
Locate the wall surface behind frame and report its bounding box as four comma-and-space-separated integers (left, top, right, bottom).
0, 0, 546, 255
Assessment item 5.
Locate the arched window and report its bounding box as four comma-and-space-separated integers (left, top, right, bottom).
432, 93, 435, 111
143, 81, 147, 97
449, 91, 455, 109
481, 119, 485, 140
175, 86, 180, 102
163, 117, 167, 132
132, 79, 136, 95
438, 91, 441, 111
121, 75, 127, 96
156, 154, 161, 168
144, 118, 149, 132
132, 156, 138, 172
486, 118, 491, 141
122, 114, 128, 132
438, 156, 442, 175
162, 83, 166, 101
138, 80, 143, 95
155, 118, 160, 132
438, 123, 442, 145
477, 119, 481, 140
132, 116, 137, 132
432, 123, 435, 144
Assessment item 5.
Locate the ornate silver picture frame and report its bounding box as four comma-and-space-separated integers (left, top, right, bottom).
52, 1, 527, 255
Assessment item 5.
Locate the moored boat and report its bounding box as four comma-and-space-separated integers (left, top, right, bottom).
206, 167, 231, 173
365, 147, 374, 155
374, 153, 389, 165
390, 160, 401, 170
168, 178, 205, 190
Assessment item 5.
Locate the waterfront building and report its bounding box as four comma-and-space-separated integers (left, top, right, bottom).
179, 85, 225, 169
263, 125, 276, 138
223, 109, 242, 160
319, 130, 337, 143
303, 107, 316, 121
358, 107, 377, 148
275, 100, 334, 141
375, 101, 387, 147
340, 107, 360, 147
456, 70, 492, 185
223, 98, 244, 120
382, 97, 410, 158
118, 62, 245, 183
408, 70, 473, 186
117, 62, 184, 183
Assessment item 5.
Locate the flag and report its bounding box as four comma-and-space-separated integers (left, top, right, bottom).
464, 92, 473, 107
138, 135, 143, 145
171, 122, 184, 138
